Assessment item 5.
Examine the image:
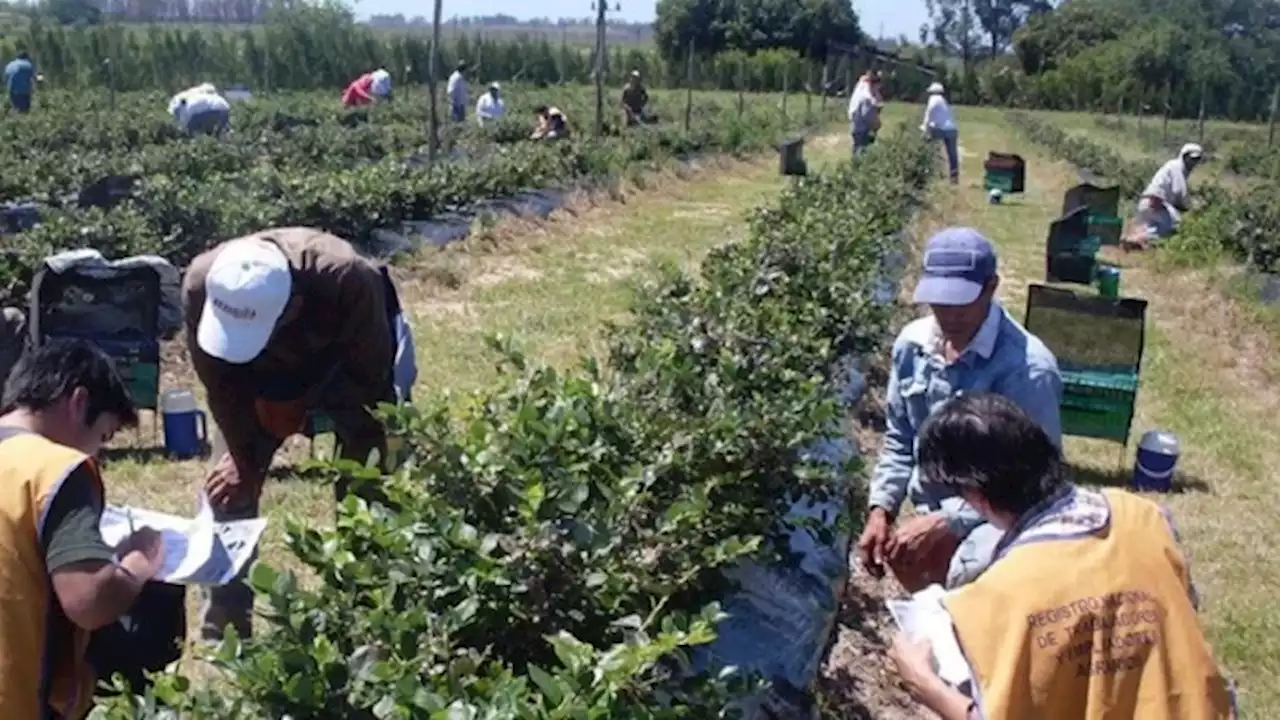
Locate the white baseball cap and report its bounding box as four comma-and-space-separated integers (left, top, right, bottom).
197, 238, 292, 364
927, 82, 945, 94
1180, 143, 1204, 160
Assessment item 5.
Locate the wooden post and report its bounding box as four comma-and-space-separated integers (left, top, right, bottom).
1162, 75, 1172, 145
1196, 79, 1207, 143
781, 62, 789, 119
820, 63, 828, 113
804, 62, 813, 125
593, 0, 606, 136
427, 0, 442, 162
737, 56, 745, 117
684, 38, 694, 133
1268, 84, 1278, 149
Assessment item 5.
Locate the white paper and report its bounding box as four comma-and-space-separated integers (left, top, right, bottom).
100, 494, 267, 586
886, 584, 974, 688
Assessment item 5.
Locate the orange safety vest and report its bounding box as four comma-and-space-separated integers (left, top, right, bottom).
0, 432, 102, 719
943, 489, 1232, 720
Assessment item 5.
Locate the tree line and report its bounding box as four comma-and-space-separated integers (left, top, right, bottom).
9, 0, 1279, 121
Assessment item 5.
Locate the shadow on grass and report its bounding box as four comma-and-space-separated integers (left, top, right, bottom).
1068, 460, 1212, 494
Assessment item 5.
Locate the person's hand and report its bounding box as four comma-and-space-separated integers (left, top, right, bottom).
205, 452, 260, 509
885, 512, 953, 565
888, 632, 941, 697
117, 526, 166, 581
857, 507, 894, 577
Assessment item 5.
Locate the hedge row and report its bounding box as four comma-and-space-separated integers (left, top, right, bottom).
90, 128, 936, 717
1009, 112, 1280, 274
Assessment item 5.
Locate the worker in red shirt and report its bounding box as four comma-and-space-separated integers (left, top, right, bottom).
341, 68, 392, 107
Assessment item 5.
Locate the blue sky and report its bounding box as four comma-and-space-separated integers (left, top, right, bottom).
354, 1, 932, 41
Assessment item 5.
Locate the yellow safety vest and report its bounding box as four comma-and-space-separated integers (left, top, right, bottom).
0, 432, 101, 719
943, 489, 1232, 720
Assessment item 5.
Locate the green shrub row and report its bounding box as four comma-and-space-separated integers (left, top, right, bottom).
0, 86, 837, 303
1009, 112, 1280, 274
89, 128, 936, 718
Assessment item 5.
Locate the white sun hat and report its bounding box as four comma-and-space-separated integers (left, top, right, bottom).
1179, 143, 1204, 160
197, 237, 292, 364
927, 82, 945, 94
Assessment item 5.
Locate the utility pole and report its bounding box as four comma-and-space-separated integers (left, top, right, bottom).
427, 0, 443, 162
592, 0, 617, 136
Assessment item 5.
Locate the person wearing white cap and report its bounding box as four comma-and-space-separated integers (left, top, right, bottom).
476, 82, 505, 126
182, 227, 417, 641
921, 81, 959, 183
1129, 142, 1204, 248
848, 71, 883, 155
621, 69, 651, 126
168, 82, 230, 137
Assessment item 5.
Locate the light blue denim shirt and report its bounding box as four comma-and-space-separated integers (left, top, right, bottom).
868, 301, 1063, 536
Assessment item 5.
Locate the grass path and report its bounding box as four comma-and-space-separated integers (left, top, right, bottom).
843, 106, 1280, 715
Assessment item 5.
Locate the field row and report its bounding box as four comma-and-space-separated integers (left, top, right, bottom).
0, 86, 836, 302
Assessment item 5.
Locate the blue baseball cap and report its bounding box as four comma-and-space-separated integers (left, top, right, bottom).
912, 227, 998, 306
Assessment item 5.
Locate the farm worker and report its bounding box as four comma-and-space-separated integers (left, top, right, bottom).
531, 105, 570, 140
168, 82, 231, 137
887, 393, 1237, 720
341, 68, 392, 108
621, 69, 650, 126
848, 71, 882, 155
1128, 143, 1203, 248
183, 227, 417, 641
0, 338, 165, 719
4, 51, 36, 113
856, 227, 1062, 593
922, 82, 959, 183
447, 60, 468, 122
475, 82, 504, 126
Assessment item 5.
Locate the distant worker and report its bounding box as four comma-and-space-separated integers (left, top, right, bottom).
4, 51, 37, 113
531, 105, 570, 140
921, 82, 959, 183
848, 71, 883, 155
168, 82, 231, 137
475, 82, 505, 126
183, 227, 417, 641
341, 68, 393, 108
447, 61, 469, 122
621, 69, 651, 126
1127, 143, 1204, 249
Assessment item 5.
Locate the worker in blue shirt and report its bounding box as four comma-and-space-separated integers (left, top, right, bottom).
5, 51, 36, 113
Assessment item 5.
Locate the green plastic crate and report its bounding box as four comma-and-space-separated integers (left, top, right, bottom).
984, 170, 1015, 192
115, 361, 159, 411
1087, 214, 1124, 246
1060, 370, 1138, 442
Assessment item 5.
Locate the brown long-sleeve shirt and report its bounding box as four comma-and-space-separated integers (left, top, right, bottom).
182, 227, 395, 480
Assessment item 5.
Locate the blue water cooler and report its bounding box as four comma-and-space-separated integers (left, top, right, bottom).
1132, 430, 1180, 493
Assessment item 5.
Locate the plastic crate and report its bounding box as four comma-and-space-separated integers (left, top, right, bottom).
1047, 253, 1097, 285
984, 170, 1015, 192
1087, 214, 1124, 246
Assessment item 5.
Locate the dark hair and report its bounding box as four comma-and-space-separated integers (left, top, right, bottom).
534, 104, 549, 114
1, 338, 138, 427
917, 392, 1066, 516
17, 51, 29, 60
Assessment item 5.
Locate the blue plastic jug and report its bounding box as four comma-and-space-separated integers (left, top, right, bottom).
1133, 430, 1179, 493
161, 388, 207, 459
